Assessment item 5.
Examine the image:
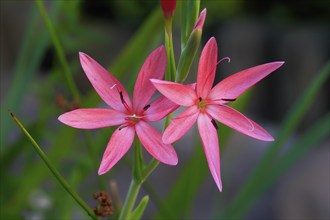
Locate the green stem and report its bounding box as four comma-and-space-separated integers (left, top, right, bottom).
118, 111, 173, 218
10, 113, 98, 220
118, 180, 142, 220
142, 159, 160, 181
165, 18, 176, 81
35, 0, 80, 102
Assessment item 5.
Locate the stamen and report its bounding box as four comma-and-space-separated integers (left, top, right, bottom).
221, 98, 236, 102
118, 125, 127, 131
119, 91, 130, 111
119, 91, 124, 104
143, 104, 151, 111
199, 97, 202, 102
211, 119, 218, 130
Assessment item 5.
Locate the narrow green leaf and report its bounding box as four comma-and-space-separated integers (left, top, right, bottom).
10, 113, 98, 220
1, 1, 61, 148
128, 196, 149, 220
35, 0, 80, 102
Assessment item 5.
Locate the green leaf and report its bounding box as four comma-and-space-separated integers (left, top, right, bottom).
1, 1, 61, 148
128, 195, 149, 220
10, 113, 98, 220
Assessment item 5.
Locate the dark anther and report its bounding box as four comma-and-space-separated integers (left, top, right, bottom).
119, 91, 124, 103
199, 97, 202, 102
221, 98, 236, 102
143, 104, 151, 111
211, 119, 218, 130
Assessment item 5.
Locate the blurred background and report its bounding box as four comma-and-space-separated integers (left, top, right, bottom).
1, 0, 329, 219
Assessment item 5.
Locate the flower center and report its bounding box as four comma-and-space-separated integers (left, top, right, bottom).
125, 114, 143, 125
197, 97, 207, 112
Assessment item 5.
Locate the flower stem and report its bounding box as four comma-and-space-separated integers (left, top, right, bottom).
118, 179, 141, 220
165, 18, 176, 81
10, 112, 98, 220
35, 0, 80, 103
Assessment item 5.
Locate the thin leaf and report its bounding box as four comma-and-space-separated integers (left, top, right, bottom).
128, 196, 149, 220
10, 112, 98, 220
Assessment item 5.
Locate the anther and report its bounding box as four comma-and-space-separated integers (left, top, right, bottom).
119, 91, 125, 104
211, 119, 218, 130
221, 98, 236, 102
199, 97, 202, 102
143, 104, 151, 111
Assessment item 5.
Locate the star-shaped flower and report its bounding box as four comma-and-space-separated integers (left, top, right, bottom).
59, 46, 179, 175
151, 37, 284, 191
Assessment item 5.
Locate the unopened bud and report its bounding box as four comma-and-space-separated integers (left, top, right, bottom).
176, 9, 206, 83
161, 0, 176, 19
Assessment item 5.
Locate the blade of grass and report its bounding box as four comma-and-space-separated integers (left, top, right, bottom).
35, 0, 80, 102
222, 61, 330, 218
10, 112, 98, 220
1, 1, 61, 148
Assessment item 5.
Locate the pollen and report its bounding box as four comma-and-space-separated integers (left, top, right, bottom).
125, 114, 143, 125
197, 97, 207, 112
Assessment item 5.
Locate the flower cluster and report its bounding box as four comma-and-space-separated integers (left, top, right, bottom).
59, 5, 284, 191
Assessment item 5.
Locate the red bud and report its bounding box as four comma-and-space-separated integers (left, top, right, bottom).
161, 0, 176, 18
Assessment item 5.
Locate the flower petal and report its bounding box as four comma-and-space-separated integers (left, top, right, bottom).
163, 105, 199, 144
150, 79, 197, 106
196, 37, 218, 99
79, 52, 132, 112
209, 62, 284, 101
135, 121, 178, 165
197, 113, 222, 191
144, 96, 179, 122
58, 108, 126, 129
207, 105, 274, 141
133, 46, 167, 111
193, 8, 206, 31
98, 126, 135, 175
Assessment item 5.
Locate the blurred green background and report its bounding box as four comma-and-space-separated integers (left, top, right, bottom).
1, 0, 329, 219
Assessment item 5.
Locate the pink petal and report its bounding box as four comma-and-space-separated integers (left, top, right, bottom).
135, 121, 178, 165
207, 105, 274, 141
162, 105, 199, 144
98, 126, 135, 175
196, 37, 218, 99
197, 113, 222, 191
79, 52, 132, 112
133, 46, 167, 111
193, 8, 206, 31
150, 79, 197, 106
143, 96, 179, 122
58, 108, 126, 129
209, 62, 284, 101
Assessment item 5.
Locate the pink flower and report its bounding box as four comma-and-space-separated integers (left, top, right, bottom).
59, 46, 179, 175
160, 0, 176, 18
151, 37, 284, 191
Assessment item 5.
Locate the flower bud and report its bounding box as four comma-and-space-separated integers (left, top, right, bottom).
176, 9, 206, 83
161, 0, 176, 19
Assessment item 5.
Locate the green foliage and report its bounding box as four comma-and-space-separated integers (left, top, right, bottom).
1, 0, 328, 219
